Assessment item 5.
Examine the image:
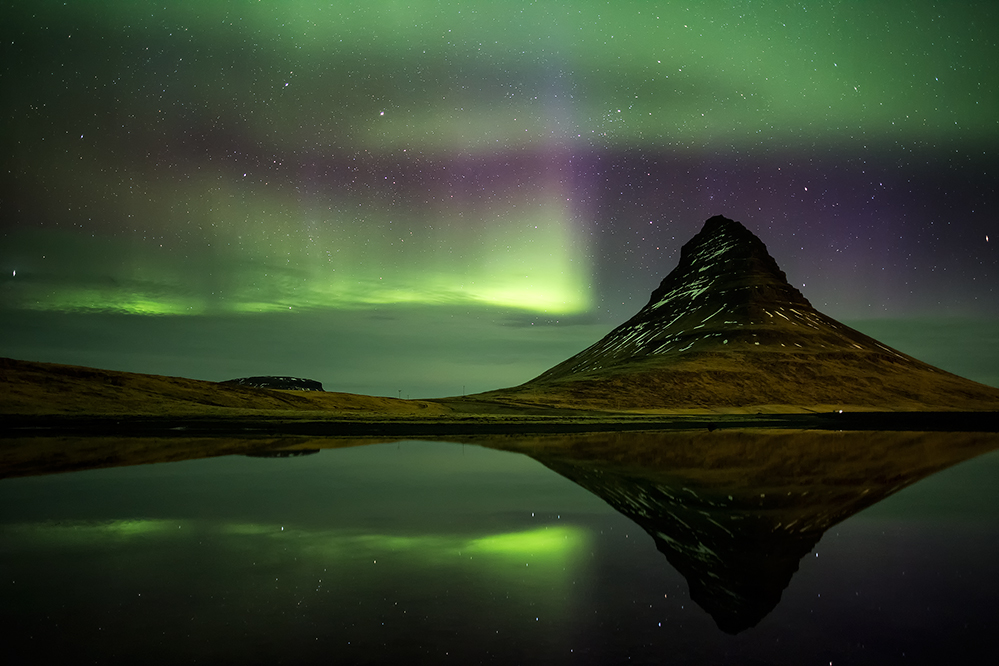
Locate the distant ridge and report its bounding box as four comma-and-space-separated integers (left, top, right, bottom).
0, 356, 443, 417
477, 215, 999, 412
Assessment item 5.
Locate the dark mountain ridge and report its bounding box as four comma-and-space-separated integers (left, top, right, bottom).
476, 215, 999, 412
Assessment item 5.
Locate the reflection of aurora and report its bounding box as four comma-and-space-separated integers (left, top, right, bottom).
8, 519, 187, 542
4, 516, 597, 661
10, 519, 589, 575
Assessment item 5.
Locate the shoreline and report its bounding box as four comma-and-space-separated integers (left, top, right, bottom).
4, 410, 998, 437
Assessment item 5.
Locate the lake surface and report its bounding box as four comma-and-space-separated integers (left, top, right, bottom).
3, 437, 998, 664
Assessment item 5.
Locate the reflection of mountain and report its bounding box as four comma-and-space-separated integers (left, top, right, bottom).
476, 216, 999, 412
539, 457, 816, 634
478, 429, 999, 634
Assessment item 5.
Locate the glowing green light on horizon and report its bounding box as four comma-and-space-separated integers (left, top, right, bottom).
6, 196, 591, 316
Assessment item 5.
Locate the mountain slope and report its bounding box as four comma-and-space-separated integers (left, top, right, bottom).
478, 216, 999, 412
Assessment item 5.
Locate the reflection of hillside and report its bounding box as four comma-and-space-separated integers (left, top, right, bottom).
473, 430, 999, 633
0, 436, 378, 479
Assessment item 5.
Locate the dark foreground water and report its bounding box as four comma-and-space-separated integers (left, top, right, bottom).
2, 438, 998, 664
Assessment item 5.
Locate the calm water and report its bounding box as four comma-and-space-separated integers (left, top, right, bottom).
2, 438, 998, 664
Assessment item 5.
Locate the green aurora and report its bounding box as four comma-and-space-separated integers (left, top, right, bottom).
1, 1, 996, 394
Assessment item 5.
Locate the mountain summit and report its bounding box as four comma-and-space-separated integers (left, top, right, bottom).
483, 215, 999, 412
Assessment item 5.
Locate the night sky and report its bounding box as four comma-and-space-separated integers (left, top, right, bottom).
2, 1, 997, 397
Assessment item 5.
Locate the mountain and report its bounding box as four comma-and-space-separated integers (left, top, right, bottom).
478, 215, 999, 412
3, 215, 997, 418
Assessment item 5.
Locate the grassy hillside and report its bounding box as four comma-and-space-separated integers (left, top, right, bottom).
0, 357, 448, 417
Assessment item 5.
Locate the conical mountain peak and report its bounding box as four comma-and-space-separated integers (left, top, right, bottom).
532, 215, 830, 382
645, 214, 811, 315
479, 215, 999, 412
